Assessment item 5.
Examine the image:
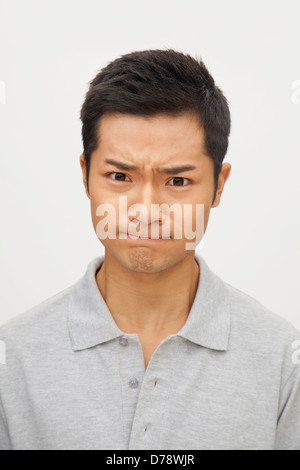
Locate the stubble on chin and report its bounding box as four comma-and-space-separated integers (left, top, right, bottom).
128, 248, 154, 272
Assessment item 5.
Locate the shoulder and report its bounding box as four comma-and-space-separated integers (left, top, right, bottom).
0, 256, 103, 346
224, 280, 299, 339
196, 251, 300, 385
196, 255, 299, 343
223, 279, 300, 384
0, 285, 73, 349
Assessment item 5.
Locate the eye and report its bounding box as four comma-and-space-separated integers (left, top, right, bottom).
107, 172, 131, 182
168, 177, 190, 187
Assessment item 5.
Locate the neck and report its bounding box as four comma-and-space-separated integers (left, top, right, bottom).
96, 250, 200, 335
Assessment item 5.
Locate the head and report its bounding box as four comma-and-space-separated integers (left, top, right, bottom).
79, 49, 231, 273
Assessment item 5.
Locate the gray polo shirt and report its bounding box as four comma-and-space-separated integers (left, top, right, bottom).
0, 254, 300, 450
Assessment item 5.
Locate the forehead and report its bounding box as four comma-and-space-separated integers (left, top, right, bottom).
96, 112, 207, 166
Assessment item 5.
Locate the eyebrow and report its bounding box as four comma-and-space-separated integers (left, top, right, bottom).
104, 159, 197, 175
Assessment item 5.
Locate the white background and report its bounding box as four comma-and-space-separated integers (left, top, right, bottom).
0, 0, 299, 330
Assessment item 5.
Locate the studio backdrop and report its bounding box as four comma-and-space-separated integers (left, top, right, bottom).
0, 0, 299, 330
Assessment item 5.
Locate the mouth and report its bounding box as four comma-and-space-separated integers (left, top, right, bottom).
120, 233, 171, 242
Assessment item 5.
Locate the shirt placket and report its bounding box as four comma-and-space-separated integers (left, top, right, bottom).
116, 334, 146, 448
128, 336, 185, 450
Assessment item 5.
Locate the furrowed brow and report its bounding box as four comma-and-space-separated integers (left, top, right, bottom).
105, 159, 197, 175
105, 159, 138, 171
157, 165, 197, 175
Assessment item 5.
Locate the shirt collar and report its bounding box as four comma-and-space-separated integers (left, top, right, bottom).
177, 254, 231, 351
67, 254, 231, 352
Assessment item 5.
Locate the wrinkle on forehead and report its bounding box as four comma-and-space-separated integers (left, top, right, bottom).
97, 113, 207, 173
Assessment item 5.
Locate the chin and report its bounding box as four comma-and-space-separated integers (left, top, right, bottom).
131, 249, 190, 274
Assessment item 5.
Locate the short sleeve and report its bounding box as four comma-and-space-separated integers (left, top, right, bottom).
0, 394, 11, 450
275, 365, 300, 450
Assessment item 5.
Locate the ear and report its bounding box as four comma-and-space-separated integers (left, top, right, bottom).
211, 163, 231, 208
79, 154, 90, 199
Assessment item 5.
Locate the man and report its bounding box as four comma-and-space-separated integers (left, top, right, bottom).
0, 49, 299, 450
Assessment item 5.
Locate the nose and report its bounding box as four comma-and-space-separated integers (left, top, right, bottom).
128, 183, 163, 232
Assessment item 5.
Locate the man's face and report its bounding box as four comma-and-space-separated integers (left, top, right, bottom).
80, 112, 230, 273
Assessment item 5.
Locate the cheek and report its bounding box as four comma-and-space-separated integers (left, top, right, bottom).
183, 192, 213, 233
90, 193, 122, 240
90, 195, 108, 232
90, 198, 99, 229
189, 204, 210, 233
201, 194, 214, 231
203, 205, 211, 231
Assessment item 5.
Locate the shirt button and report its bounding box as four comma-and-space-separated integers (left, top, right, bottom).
129, 378, 139, 389
119, 337, 128, 347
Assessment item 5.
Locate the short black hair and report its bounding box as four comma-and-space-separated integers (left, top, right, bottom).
80, 49, 231, 203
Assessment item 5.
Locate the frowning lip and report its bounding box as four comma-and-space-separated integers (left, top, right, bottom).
120, 233, 171, 241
